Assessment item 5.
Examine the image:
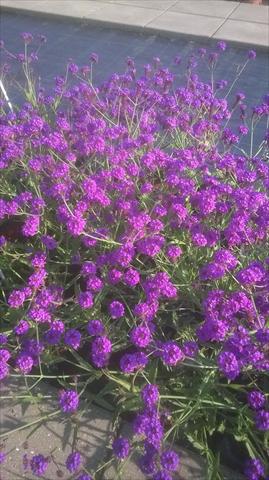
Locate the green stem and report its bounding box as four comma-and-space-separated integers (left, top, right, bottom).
0, 410, 61, 439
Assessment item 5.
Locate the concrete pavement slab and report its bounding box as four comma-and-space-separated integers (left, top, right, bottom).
168, 0, 239, 18
0, 378, 114, 479
146, 10, 224, 37
213, 18, 269, 46
71, 3, 161, 28
229, 2, 269, 22
0, 0, 105, 18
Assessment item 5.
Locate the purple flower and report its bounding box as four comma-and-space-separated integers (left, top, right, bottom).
248, 50, 256, 59
0, 334, 8, 345
166, 245, 182, 261
81, 261, 96, 276
247, 391, 266, 410
22, 215, 40, 237
112, 437, 130, 460
78, 291, 93, 309
30, 454, 49, 477
21, 32, 34, 43
8, 289, 25, 308
144, 416, 164, 448
130, 326, 151, 348
31, 251, 46, 269
76, 474, 93, 480
213, 249, 238, 270
67, 216, 86, 236
109, 301, 125, 319
217, 351, 240, 380
86, 276, 103, 292
182, 341, 198, 358
16, 353, 34, 374
124, 268, 140, 287
120, 352, 148, 373
0, 349, 11, 362
107, 268, 122, 285
66, 452, 81, 473
64, 329, 81, 350
153, 471, 172, 480
44, 320, 64, 345
236, 261, 266, 286
13, 320, 30, 336
87, 320, 104, 336
28, 268, 47, 288
160, 449, 179, 472
0, 361, 9, 381
92, 336, 112, 355
0, 235, 7, 247
200, 263, 226, 281
59, 389, 79, 413
244, 458, 265, 480
91, 336, 112, 368
161, 342, 184, 366
141, 384, 159, 406
0, 451, 6, 464
137, 235, 165, 257
41, 234, 57, 250
90, 52, 98, 63
216, 40, 226, 52
255, 410, 269, 431
139, 453, 157, 475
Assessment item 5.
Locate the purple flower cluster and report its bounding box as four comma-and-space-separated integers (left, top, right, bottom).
112, 437, 130, 460
66, 452, 81, 473
59, 389, 79, 413
91, 336, 112, 367
30, 454, 49, 477
244, 458, 265, 480
0, 36, 268, 480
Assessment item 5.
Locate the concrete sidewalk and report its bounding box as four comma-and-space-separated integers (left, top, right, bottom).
1, 0, 269, 47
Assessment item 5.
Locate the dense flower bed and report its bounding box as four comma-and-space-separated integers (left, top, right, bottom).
0, 34, 268, 479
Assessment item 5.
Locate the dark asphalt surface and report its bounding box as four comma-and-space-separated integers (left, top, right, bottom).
0, 10, 268, 149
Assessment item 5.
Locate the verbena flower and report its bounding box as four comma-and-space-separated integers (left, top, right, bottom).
66, 452, 81, 473
141, 384, 159, 406
64, 329, 81, 350
109, 301, 125, 319
217, 351, 240, 380
59, 389, 79, 413
76, 474, 93, 480
161, 342, 184, 366
87, 320, 104, 336
78, 292, 93, 309
244, 458, 265, 480
255, 410, 269, 431
112, 437, 130, 460
0, 361, 9, 380
247, 391, 266, 410
30, 454, 49, 477
15, 353, 34, 374
160, 449, 180, 471
0, 451, 6, 464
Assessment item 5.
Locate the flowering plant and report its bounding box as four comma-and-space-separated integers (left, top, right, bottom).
0, 34, 268, 479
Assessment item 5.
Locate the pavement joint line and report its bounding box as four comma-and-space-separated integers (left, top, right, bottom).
210, 1, 242, 39
222, 16, 269, 24
100, 0, 178, 13
143, 0, 179, 28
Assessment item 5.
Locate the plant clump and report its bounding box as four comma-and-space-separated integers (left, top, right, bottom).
0, 34, 268, 479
